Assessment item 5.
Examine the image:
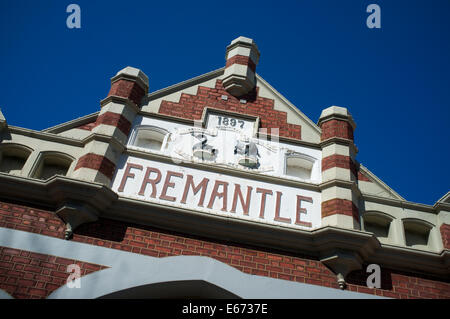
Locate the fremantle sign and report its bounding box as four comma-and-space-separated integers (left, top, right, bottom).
111, 156, 322, 230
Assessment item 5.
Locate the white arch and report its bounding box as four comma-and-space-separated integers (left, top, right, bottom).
0, 227, 384, 299
48, 255, 384, 299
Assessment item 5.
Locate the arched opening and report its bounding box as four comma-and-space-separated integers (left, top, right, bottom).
285, 154, 315, 180
362, 211, 394, 242
403, 219, 434, 250
31, 151, 74, 180
132, 126, 168, 151
0, 143, 33, 175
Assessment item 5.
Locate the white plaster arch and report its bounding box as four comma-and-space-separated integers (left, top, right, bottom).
48, 255, 383, 299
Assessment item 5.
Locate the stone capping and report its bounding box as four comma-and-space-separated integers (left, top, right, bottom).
362, 194, 438, 214
433, 201, 450, 212
319, 137, 359, 154
225, 37, 260, 64
82, 133, 125, 153
7, 126, 85, 147
41, 112, 99, 134
433, 192, 450, 212
100, 95, 141, 114
7, 126, 126, 153
0, 173, 448, 280
436, 192, 450, 204
318, 113, 357, 130
319, 179, 362, 198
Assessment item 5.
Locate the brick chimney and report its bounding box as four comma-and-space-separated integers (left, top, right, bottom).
72, 66, 149, 186
223, 36, 260, 97
318, 106, 360, 230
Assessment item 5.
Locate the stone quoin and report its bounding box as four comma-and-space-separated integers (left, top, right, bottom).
0, 37, 449, 299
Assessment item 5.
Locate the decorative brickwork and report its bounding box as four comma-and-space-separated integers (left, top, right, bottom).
226, 55, 256, 72
320, 119, 354, 141
95, 112, 132, 136
75, 113, 131, 136
0, 246, 107, 299
108, 79, 145, 106
158, 80, 302, 140
321, 198, 359, 222
441, 224, 450, 250
1, 201, 449, 299
358, 171, 372, 182
322, 154, 358, 178
74, 153, 116, 179
0, 203, 65, 238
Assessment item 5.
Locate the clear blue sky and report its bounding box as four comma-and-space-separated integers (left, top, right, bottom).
1, 0, 449, 205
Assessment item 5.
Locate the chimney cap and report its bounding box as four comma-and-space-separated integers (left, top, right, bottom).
226, 36, 260, 64
230, 36, 256, 46
318, 106, 356, 129
112, 66, 149, 91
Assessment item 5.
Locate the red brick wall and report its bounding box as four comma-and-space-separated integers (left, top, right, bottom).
322, 154, 358, 178
74, 153, 116, 180
108, 79, 145, 106
75, 113, 130, 135
358, 171, 372, 182
441, 224, 450, 250
158, 80, 302, 140
321, 198, 359, 222
320, 119, 354, 141
0, 246, 107, 299
95, 112, 132, 136
0, 201, 449, 299
226, 55, 256, 72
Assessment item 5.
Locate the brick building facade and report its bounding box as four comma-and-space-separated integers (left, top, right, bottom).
0, 37, 449, 299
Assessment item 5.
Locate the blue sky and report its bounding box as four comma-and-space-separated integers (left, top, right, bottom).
0, 0, 449, 205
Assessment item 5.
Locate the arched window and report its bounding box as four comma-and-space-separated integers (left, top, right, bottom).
361, 211, 394, 241
402, 219, 434, 250
285, 154, 315, 180
132, 126, 168, 151
0, 144, 33, 176
31, 152, 74, 180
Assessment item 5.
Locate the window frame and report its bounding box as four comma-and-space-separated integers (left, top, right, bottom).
130, 125, 169, 152
283, 152, 317, 181
29, 151, 75, 180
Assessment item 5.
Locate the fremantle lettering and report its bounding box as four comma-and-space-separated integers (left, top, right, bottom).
116, 161, 315, 228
